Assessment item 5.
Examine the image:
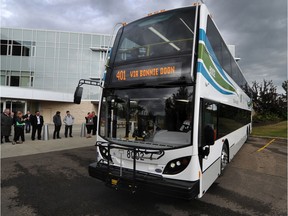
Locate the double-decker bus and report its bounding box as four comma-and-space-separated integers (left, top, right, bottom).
75, 3, 252, 199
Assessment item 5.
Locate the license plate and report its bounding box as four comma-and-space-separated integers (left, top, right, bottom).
111, 179, 118, 185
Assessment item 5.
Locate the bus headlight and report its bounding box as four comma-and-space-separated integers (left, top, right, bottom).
163, 156, 191, 175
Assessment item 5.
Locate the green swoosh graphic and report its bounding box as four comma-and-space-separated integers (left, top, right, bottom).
198, 43, 236, 93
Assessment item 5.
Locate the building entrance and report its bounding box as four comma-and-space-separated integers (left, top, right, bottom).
1, 100, 26, 114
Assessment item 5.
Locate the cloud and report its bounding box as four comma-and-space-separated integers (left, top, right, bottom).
1, 0, 287, 93
205, 0, 287, 93
1, 0, 192, 33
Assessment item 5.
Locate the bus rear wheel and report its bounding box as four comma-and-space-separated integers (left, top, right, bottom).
220, 144, 229, 174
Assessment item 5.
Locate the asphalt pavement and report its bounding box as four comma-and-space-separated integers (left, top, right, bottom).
1, 136, 287, 216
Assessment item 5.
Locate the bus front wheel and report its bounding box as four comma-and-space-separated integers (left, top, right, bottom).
220, 144, 229, 174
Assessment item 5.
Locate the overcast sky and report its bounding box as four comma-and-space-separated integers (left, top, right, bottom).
1, 0, 287, 93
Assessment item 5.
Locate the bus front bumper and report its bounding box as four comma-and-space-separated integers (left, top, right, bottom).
88, 162, 199, 199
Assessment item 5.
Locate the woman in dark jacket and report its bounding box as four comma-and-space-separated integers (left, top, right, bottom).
85, 112, 93, 138
13, 111, 25, 144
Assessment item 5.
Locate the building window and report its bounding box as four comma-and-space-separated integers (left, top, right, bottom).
1, 70, 6, 85
1, 70, 34, 87
1, 41, 8, 55
10, 76, 20, 86
0, 40, 36, 57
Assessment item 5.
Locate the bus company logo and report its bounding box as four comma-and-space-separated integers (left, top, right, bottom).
209, 66, 216, 78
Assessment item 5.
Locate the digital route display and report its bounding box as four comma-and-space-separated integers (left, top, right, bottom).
115, 65, 177, 81
106, 56, 193, 87
111, 62, 183, 84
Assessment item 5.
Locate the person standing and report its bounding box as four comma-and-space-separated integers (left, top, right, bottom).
13, 111, 25, 144
92, 111, 98, 135
31, 111, 44, 140
63, 111, 74, 138
1, 109, 13, 143
23, 110, 31, 133
53, 111, 62, 139
85, 112, 93, 138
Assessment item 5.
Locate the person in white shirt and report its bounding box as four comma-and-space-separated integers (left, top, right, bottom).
63, 111, 75, 138
31, 111, 44, 140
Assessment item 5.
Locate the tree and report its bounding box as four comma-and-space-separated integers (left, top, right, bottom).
251, 80, 287, 121
251, 80, 277, 114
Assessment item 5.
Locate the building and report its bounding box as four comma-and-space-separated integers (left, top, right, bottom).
1, 27, 111, 124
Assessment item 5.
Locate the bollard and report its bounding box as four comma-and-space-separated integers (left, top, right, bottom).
43, 124, 49, 140
80, 123, 86, 137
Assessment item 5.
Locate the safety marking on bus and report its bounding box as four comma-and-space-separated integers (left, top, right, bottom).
257, 139, 276, 152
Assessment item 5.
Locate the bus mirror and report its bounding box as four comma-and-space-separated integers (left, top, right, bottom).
74, 86, 83, 104
204, 125, 215, 146
203, 147, 210, 156
199, 146, 210, 157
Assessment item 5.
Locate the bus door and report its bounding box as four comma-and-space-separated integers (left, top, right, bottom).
199, 99, 220, 195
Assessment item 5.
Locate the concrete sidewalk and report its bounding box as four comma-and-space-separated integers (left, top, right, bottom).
1, 124, 97, 159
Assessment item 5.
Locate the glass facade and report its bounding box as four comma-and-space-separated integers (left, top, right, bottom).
1, 27, 111, 100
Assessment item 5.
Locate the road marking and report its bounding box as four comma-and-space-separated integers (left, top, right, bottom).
257, 139, 276, 152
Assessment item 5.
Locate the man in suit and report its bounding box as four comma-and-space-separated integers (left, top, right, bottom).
31, 111, 44, 140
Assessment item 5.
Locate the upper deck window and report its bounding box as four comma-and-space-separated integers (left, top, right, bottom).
206, 16, 248, 91
113, 7, 196, 65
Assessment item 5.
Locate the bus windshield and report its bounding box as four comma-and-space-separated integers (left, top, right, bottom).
113, 7, 196, 65
99, 86, 194, 149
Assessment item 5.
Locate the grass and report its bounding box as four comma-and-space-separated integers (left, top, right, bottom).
252, 121, 287, 138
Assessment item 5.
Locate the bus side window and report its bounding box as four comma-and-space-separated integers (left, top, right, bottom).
204, 124, 214, 145
200, 100, 218, 146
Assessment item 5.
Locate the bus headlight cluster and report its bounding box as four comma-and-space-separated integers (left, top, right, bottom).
99, 146, 112, 162
163, 156, 191, 175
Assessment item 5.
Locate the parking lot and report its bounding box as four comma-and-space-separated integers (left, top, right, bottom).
1, 137, 287, 216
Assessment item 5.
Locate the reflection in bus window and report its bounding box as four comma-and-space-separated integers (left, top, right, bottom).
114, 8, 195, 64
200, 100, 218, 146
100, 86, 194, 148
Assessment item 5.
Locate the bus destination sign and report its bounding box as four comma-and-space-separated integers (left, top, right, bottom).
112, 62, 182, 83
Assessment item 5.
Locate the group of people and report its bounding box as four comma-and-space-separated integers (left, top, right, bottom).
1, 109, 44, 144
1, 108, 98, 144
52, 110, 98, 139
52, 111, 75, 139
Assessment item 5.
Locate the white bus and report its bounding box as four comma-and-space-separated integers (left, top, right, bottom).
76, 3, 252, 199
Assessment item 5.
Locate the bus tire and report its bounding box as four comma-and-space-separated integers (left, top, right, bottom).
246, 126, 250, 142
220, 143, 229, 175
